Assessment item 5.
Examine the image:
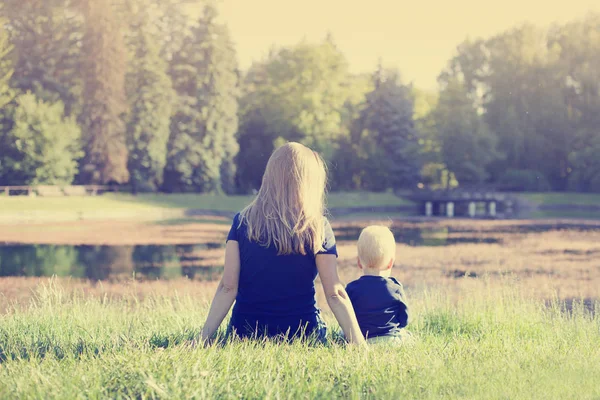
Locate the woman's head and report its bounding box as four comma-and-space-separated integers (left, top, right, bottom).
241, 142, 327, 255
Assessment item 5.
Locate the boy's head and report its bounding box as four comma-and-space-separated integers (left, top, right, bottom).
357, 225, 396, 274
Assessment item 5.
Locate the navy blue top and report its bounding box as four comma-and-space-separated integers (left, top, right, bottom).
346, 276, 409, 339
226, 212, 337, 339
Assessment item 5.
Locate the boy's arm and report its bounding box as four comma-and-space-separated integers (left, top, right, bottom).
395, 284, 409, 328
397, 300, 409, 328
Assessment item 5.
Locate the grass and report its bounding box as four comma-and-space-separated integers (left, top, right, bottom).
2, 222, 600, 398
0, 192, 413, 222
529, 210, 600, 220
329, 211, 414, 221
4, 191, 600, 223
0, 280, 598, 399
523, 192, 600, 206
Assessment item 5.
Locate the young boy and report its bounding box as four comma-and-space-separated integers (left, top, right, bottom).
346, 225, 409, 344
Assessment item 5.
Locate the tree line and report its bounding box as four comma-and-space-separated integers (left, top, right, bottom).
0, 1, 599, 193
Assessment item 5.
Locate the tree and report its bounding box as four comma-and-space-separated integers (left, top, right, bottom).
0, 93, 82, 185
413, 88, 449, 188
0, 11, 14, 110
79, 0, 129, 184
550, 13, 600, 192
164, 4, 239, 193
236, 38, 350, 191
0, 11, 16, 183
329, 73, 373, 190
434, 79, 498, 186
125, 1, 174, 192
2, 0, 83, 115
351, 67, 422, 190
483, 25, 571, 188
153, 0, 205, 62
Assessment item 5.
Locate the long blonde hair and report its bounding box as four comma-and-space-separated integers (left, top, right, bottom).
240, 142, 327, 255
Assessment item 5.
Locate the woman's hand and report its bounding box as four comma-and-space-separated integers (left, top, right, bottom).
316, 254, 366, 346
199, 240, 241, 341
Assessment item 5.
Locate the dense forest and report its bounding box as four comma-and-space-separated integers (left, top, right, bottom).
0, 0, 599, 193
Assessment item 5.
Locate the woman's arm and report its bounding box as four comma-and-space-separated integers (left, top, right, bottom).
199, 240, 241, 343
316, 254, 366, 346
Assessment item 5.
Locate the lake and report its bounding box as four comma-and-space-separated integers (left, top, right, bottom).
1, 221, 599, 281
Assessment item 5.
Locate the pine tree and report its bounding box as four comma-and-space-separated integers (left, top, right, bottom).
79, 0, 129, 184
125, 2, 174, 192
164, 4, 239, 193
355, 66, 422, 190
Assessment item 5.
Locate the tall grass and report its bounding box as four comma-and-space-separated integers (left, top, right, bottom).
1, 280, 598, 399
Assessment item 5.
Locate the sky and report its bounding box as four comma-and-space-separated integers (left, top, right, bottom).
218, 0, 599, 90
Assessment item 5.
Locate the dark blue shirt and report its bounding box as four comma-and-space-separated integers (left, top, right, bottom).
226, 213, 337, 339
346, 276, 409, 339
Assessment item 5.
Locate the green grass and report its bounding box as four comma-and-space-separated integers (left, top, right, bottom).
0, 193, 251, 213
0, 192, 412, 219
329, 211, 414, 221
1, 281, 598, 399
529, 210, 600, 220
327, 191, 412, 208
523, 192, 600, 206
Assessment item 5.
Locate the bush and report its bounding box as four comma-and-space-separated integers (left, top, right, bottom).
567, 171, 600, 193
0, 93, 82, 185
498, 169, 551, 192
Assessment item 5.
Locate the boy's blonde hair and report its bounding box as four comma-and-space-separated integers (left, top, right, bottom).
357, 226, 396, 269
240, 142, 327, 256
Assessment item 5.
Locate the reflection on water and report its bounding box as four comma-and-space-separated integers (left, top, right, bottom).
335, 226, 500, 246
335, 222, 600, 246
2, 222, 599, 281
0, 243, 224, 281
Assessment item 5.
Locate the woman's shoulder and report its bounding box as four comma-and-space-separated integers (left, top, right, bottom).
227, 212, 246, 242
232, 212, 248, 228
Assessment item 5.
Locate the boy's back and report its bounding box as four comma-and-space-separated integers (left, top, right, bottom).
346, 275, 408, 339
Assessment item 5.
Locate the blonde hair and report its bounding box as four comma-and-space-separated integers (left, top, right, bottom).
357, 226, 396, 269
240, 142, 327, 255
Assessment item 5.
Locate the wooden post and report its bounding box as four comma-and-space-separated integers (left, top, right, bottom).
468, 202, 476, 218
489, 201, 497, 217
446, 202, 454, 218
425, 202, 432, 217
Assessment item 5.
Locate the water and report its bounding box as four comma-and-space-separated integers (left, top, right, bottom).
335, 222, 600, 246
2, 222, 598, 281
0, 243, 224, 281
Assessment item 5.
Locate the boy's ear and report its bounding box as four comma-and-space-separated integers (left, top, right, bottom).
385, 258, 394, 270
357, 257, 363, 269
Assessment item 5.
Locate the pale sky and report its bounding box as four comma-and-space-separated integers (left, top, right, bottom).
218, 0, 599, 90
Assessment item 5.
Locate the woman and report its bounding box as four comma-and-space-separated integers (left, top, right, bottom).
199, 142, 365, 345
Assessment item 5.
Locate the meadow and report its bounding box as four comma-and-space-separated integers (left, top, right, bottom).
2, 190, 600, 224
1, 215, 600, 398
0, 191, 414, 223
0, 278, 598, 399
